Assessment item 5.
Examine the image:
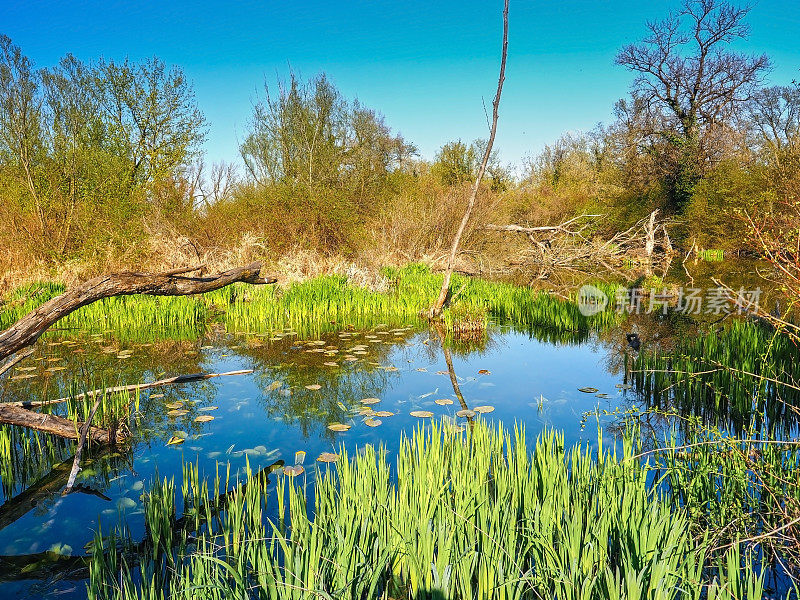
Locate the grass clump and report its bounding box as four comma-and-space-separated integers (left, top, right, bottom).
88, 421, 769, 599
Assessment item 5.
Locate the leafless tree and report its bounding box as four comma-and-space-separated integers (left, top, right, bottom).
429, 0, 509, 318
615, 0, 769, 209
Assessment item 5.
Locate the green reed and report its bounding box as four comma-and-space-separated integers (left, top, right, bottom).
87, 420, 773, 600
1, 264, 619, 342
632, 319, 800, 436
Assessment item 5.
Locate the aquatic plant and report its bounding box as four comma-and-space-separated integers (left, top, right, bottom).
632, 319, 800, 436
87, 421, 770, 599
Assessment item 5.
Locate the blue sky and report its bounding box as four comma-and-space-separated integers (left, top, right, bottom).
2, 0, 798, 169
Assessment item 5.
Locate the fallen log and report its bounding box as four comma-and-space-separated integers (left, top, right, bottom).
7, 369, 254, 410
0, 404, 120, 443
0, 262, 277, 362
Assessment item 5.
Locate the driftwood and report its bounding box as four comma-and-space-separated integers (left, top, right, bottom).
0, 262, 276, 362
0, 404, 119, 443
6, 369, 254, 410
485, 211, 676, 276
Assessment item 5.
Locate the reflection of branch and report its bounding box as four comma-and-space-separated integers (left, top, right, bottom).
0, 446, 114, 533
0, 349, 34, 378
0, 460, 284, 582
433, 324, 474, 428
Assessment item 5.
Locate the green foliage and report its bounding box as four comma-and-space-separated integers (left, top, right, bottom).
87, 421, 770, 599
0, 35, 205, 263
633, 319, 800, 436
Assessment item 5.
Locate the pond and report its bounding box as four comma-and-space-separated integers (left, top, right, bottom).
0, 259, 796, 598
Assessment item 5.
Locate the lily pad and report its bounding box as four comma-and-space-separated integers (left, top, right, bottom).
364, 418, 383, 427
317, 452, 339, 463
435, 398, 454, 406
410, 410, 434, 418
194, 415, 215, 423
328, 423, 351, 432
578, 387, 599, 394
305, 384, 322, 391
456, 409, 476, 418
166, 436, 185, 446
361, 397, 381, 405
373, 410, 394, 417
283, 465, 304, 476
473, 405, 495, 414
167, 409, 189, 417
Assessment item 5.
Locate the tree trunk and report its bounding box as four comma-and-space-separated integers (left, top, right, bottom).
0, 404, 119, 443
0, 263, 276, 362
429, 0, 509, 318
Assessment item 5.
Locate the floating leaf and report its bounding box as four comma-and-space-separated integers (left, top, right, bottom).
317, 452, 339, 463
199, 406, 219, 411
578, 387, 599, 393
456, 409, 476, 418
283, 465, 304, 476
294, 451, 306, 465
361, 397, 380, 405
167, 409, 189, 417
358, 408, 376, 417
194, 415, 215, 423
150, 393, 165, 399
328, 423, 351, 432
305, 384, 322, 391
364, 418, 383, 427
474, 405, 495, 414
324, 362, 339, 367
435, 398, 453, 406
410, 411, 434, 418
595, 393, 611, 399
166, 436, 185, 446
165, 402, 184, 410
478, 369, 491, 375
415, 368, 428, 372
373, 410, 394, 417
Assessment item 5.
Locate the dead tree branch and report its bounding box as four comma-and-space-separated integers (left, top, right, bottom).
429, 0, 508, 318
0, 262, 276, 362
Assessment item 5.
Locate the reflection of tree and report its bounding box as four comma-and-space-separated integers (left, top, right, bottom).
0, 445, 127, 533
235, 331, 402, 440
434, 324, 474, 429
0, 334, 218, 503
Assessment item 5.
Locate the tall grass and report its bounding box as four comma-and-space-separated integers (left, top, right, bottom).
1, 265, 620, 341
87, 421, 772, 600
632, 319, 800, 436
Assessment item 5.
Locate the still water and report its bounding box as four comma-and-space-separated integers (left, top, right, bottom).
0, 258, 791, 597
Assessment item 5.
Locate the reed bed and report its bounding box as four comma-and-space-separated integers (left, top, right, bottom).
87, 421, 773, 600
0, 265, 619, 342
632, 319, 800, 436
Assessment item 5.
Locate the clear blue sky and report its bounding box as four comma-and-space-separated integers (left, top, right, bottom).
2, 0, 798, 170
